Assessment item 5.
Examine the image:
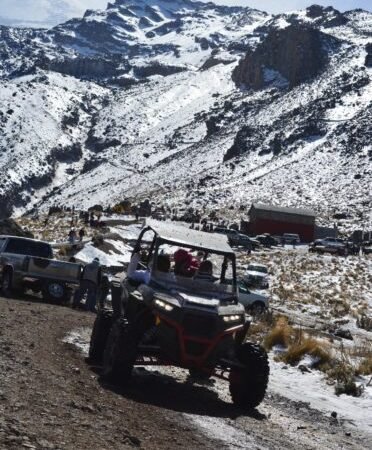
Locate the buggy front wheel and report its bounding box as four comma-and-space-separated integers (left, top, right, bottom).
229, 343, 269, 409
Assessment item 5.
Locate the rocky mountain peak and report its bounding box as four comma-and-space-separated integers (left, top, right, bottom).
305, 4, 349, 27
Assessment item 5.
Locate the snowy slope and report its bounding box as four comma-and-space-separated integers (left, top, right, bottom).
0, 2, 371, 231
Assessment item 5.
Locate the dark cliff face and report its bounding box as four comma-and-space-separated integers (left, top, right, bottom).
366, 43, 372, 67
232, 25, 329, 90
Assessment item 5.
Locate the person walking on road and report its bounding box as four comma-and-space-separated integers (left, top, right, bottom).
68, 228, 77, 244
78, 228, 85, 242
73, 257, 102, 312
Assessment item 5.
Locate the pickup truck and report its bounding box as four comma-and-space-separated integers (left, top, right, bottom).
309, 237, 346, 256
0, 235, 82, 303
213, 227, 256, 249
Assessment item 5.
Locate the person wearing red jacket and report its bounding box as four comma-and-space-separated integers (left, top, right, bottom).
173, 248, 199, 277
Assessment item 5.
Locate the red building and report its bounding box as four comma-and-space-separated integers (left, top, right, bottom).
246, 203, 316, 242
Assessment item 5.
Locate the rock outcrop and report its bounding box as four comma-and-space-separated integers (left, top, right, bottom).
305, 5, 348, 28
365, 43, 372, 67
232, 25, 329, 89
0, 219, 34, 238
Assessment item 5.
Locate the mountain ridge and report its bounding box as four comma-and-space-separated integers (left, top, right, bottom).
0, 2, 371, 232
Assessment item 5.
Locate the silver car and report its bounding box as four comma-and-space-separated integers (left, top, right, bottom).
238, 281, 269, 314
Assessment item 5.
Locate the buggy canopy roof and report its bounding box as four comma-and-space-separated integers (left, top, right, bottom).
145, 220, 234, 256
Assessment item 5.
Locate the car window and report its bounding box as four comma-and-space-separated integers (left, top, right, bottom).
238, 283, 250, 294
4, 239, 53, 259
0, 238, 5, 251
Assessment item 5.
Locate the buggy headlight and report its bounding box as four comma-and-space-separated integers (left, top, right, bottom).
155, 299, 174, 312
223, 314, 242, 323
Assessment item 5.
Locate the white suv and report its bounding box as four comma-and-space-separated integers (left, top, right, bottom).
243, 263, 269, 289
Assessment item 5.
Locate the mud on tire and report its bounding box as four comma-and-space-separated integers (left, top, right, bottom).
229, 343, 269, 409
89, 310, 114, 364
102, 318, 139, 384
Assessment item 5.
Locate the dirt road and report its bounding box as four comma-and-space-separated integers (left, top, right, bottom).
0, 296, 369, 450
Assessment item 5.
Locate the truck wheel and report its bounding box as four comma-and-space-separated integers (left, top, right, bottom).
250, 302, 266, 316
189, 368, 212, 380
1, 269, 13, 297
102, 318, 138, 384
88, 310, 113, 364
229, 343, 269, 409
42, 281, 68, 304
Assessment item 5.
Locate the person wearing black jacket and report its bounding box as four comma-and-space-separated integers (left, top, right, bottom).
72, 257, 102, 312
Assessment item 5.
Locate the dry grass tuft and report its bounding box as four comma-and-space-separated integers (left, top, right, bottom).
263, 317, 294, 350
356, 356, 372, 376
282, 337, 331, 367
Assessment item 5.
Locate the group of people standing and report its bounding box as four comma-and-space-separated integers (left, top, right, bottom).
68, 227, 85, 244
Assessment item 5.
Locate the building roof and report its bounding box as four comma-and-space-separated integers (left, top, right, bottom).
145, 220, 234, 255
250, 203, 316, 218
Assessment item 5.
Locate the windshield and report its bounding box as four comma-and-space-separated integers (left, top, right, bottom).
247, 265, 267, 274
5, 239, 53, 259
148, 242, 237, 294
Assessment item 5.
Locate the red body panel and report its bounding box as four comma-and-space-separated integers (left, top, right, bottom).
136, 314, 243, 369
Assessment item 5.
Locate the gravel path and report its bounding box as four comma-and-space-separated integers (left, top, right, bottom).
0, 296, 370, 450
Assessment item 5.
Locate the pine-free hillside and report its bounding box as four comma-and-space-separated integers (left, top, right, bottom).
0, 2, 371, 233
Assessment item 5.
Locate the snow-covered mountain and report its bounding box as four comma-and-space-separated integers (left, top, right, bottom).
0, 1, 371, 230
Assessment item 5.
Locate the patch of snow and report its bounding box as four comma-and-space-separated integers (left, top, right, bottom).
184, 414, 263, 449
269, 358, 372, 436
75, 242, 129, 267
63, 328, 90, 354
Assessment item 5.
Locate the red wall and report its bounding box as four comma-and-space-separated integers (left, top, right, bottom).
249, 218, 315, 242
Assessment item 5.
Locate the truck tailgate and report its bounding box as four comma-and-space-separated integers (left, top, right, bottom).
27, 258, 82, 283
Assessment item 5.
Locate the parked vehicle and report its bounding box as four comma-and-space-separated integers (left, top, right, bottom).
248, 237, 262, 250
243, 263, 269, 289
282, 233, 301, 245
362, 241, 372, 255
309, 237, 346, 256
237, 281, 269, 314
0, 235, 82, 302
89, 220, 269, 409
214, 227, 256, 249
255, 234, 278, 248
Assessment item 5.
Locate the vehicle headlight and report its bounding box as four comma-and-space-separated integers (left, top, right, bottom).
223, 315, 243, 323
155, 299, 174, 312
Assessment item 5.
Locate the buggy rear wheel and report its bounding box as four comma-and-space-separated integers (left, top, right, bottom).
229, 343, 269, 409
88, 310, 113, 364
102, 318, 138, 384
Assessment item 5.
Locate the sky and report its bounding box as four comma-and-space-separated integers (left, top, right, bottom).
0, 0, 370, 28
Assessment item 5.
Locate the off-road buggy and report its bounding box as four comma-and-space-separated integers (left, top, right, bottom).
89, 220, 269, 409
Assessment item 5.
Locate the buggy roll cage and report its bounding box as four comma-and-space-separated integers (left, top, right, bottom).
134, 222, 238, 293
